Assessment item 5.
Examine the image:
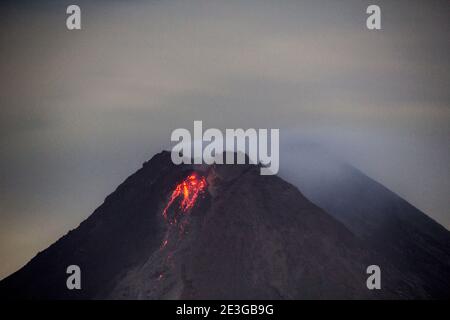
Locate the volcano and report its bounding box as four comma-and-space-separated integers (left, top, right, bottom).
0, 151, 447, 299
280, 144, 450, 299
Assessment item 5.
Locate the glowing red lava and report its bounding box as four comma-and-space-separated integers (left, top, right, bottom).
156, 173, 206, 285
162, 173, 207, 221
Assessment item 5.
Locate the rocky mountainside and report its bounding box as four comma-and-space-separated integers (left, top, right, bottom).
280, 144, 450, 299
0, 151, 443, 299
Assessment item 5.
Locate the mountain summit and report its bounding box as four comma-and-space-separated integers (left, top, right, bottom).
0, 151, 446, 299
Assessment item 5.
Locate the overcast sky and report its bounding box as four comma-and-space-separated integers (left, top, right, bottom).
1, 0, 449, 279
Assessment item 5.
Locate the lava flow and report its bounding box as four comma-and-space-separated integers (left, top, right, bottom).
162, 173, 207, 222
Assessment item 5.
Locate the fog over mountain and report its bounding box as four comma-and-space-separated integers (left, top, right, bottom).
279, 142, 450, 298
2, 151, 448, 299
1, 0, 449, 281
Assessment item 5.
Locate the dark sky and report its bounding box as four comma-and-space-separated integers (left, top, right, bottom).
0, 0, 449, 279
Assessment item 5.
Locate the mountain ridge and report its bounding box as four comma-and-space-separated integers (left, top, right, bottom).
0, 150, 447, 299
280, 144, 450, 299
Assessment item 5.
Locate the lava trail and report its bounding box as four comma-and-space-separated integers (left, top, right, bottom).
155, 173, 207, 286
162, 173, 207, 223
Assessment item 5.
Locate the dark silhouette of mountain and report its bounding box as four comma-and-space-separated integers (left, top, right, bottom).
280, 144, 450, 299
0, 150, 445, 299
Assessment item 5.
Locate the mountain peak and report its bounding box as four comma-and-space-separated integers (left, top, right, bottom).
0, 150, 445, 299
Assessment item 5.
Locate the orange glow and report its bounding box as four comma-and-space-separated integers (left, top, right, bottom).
162, 173, 207, 221
157, 173, 206, 283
